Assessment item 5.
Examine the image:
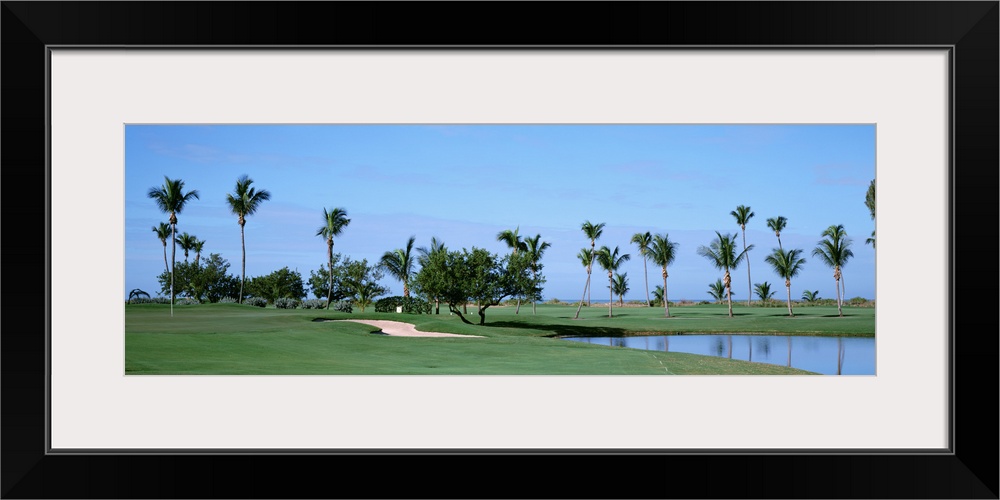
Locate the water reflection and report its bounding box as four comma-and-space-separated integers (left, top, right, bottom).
561, 334, 875, 375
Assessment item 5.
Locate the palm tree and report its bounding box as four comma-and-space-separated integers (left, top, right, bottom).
611, 272, 629, 307
812, 224, 854, 317
147, 176, 200, 316
192, 238, 206, 267
524, 234, 551, 315
417, 237, 447, 314
754, 281, 775, 305
731, 205, 755, 307
595, 245, 630, 318
316, 207, 351, 309
766, 216, 788, 251
226, 174, 272, 304
574, 221, 606, 319
652, 285, 665, 306
697, 231, 750, 317
152, 222, 171, 273
630, 231, 653, 307
380, 235, 417, 299
648, 233, 678, 318
497, 227, 528, 313
865, 179, 876, 248
177, 232, 196, 262
708, 279, 734, 304
801, 290, 820, 303
765, 247, 807, 316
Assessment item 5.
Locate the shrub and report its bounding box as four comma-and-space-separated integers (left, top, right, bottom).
545, 298, 561, 305
175, 297, 200, 306
126, 296, 172, 305
374, 296, 431, 314
274, 297, 299, 309
219, 297, 239, 304
245, 297, 267, 308
301, 299, 327, 309
331, 300, 353, 313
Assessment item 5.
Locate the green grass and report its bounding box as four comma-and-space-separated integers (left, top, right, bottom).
124, 303, 874, 375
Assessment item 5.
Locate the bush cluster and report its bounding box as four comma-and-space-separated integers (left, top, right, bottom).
300, 299, 327, 310
126, 297, 172, 305
245, 297, 267, 308
373, 296, 431, 314
331, 300, 353, 313
274, 297, 299, 309
219, 297, 239, 304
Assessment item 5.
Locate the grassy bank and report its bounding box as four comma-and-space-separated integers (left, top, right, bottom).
124, 303, 873, 375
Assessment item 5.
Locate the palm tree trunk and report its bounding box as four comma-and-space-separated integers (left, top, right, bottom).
239, 223, 246, 304
834, 272, 843, 317
724, 269, 733, 317
170, 223, 176, 317
643, 259, 650, 307
741, 228, 751, 307
785, 281, 793, 317
840, 273, 846, 303
326, 241, 334, 309
162, 243, 169, 274
574, 267, 592, 320
662, 270, 670, 318
515, 298, 521, 314
607, 273, 613, 318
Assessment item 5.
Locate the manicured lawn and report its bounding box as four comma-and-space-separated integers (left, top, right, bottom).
124, 303, 873, 375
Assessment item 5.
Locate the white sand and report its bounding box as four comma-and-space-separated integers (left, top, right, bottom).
326, 319, 485, 338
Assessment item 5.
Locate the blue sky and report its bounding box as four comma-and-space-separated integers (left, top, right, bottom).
125, 124, 876, 303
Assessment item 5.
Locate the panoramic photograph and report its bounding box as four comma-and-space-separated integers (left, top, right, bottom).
124, 124, 876, 375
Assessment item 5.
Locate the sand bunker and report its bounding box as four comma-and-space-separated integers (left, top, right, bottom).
325, 319, 485, 338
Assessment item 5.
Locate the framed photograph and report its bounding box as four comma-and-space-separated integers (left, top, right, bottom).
3, 2, 996, 498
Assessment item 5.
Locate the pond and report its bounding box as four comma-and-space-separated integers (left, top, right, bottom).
560, 334, 875, 375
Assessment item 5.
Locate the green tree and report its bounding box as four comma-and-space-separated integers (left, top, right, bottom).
226, 174, 272, 304
731, 205, 755, 307
177, 232, 197, 263
865, 179, 876, 248
523, 234, 551, 315
152, 222, 171, 273
246, 267, 305, 304
801, 290, 821, 303
156, 253, 240, 303
765, 247, 807, 316
574, 221, 605, 319
316, 207, 350, 309
307, 253, 350, 302
147, 176, 199, 316
648, 233, 678, 318
416, 237, 447, 314
611, 272, 630, 307
697, 231, 750, 317
631, 231, 653, 307
766, 216, 788, 251
595, 245, 630, 318
343, 258, 389, 312
753, 281, 775, 304
380, 235, 417, 298
496, 227, 527, 313
812, 224, 854, 317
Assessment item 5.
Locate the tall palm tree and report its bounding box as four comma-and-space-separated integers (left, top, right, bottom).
147, 176, 200, 316
647, 233, 678, 318
766, 216, 788, 251
316, 207, 350, 309
611, 272, 629, 307
226, 174, 272, 304
697, 231, 750, 317
192, 238, 206, 267
524, 234, 551, 315
765, 247, 807, 316
496, 227, 528, 313
812, 224, 854, 317
731, 205, 755, 307
595, 245, 630, 318
865, 179, 876, 248
380, 235, 417, 298
574, 221, 605, 319
177, 232, 196, 262
152, 222, 171, 273
417, 237, 447, 314
630, 231, 653, 307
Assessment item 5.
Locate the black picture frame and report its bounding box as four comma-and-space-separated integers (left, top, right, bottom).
3, 2, 997, 498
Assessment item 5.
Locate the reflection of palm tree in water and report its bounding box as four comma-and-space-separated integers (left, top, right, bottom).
787, 336, 792, 367
837, 337, 846, 375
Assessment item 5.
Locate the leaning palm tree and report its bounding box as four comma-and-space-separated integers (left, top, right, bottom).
766, 216, 788, 251
316, 207, 351, 309
574, 221, 606, 319
192, 238, 206, 267
380, 235, 417, 298
595, 245, 630, 318
765, 247, 807, 316
417, 237, 447, 314
865, 179, 876, 248
226, 174, 272, 304
152, 222, 171, 273
523, 234, 551, 315
147, 176, 200, 316
647, 233, 678, 318
697, 231, 749, 317
630, 231, 653, 306
611, 272, 629, 307
731, 205, 755, 307
497, 227, 528, 313
177, 232, 196, 262
812, 224, 854, 317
